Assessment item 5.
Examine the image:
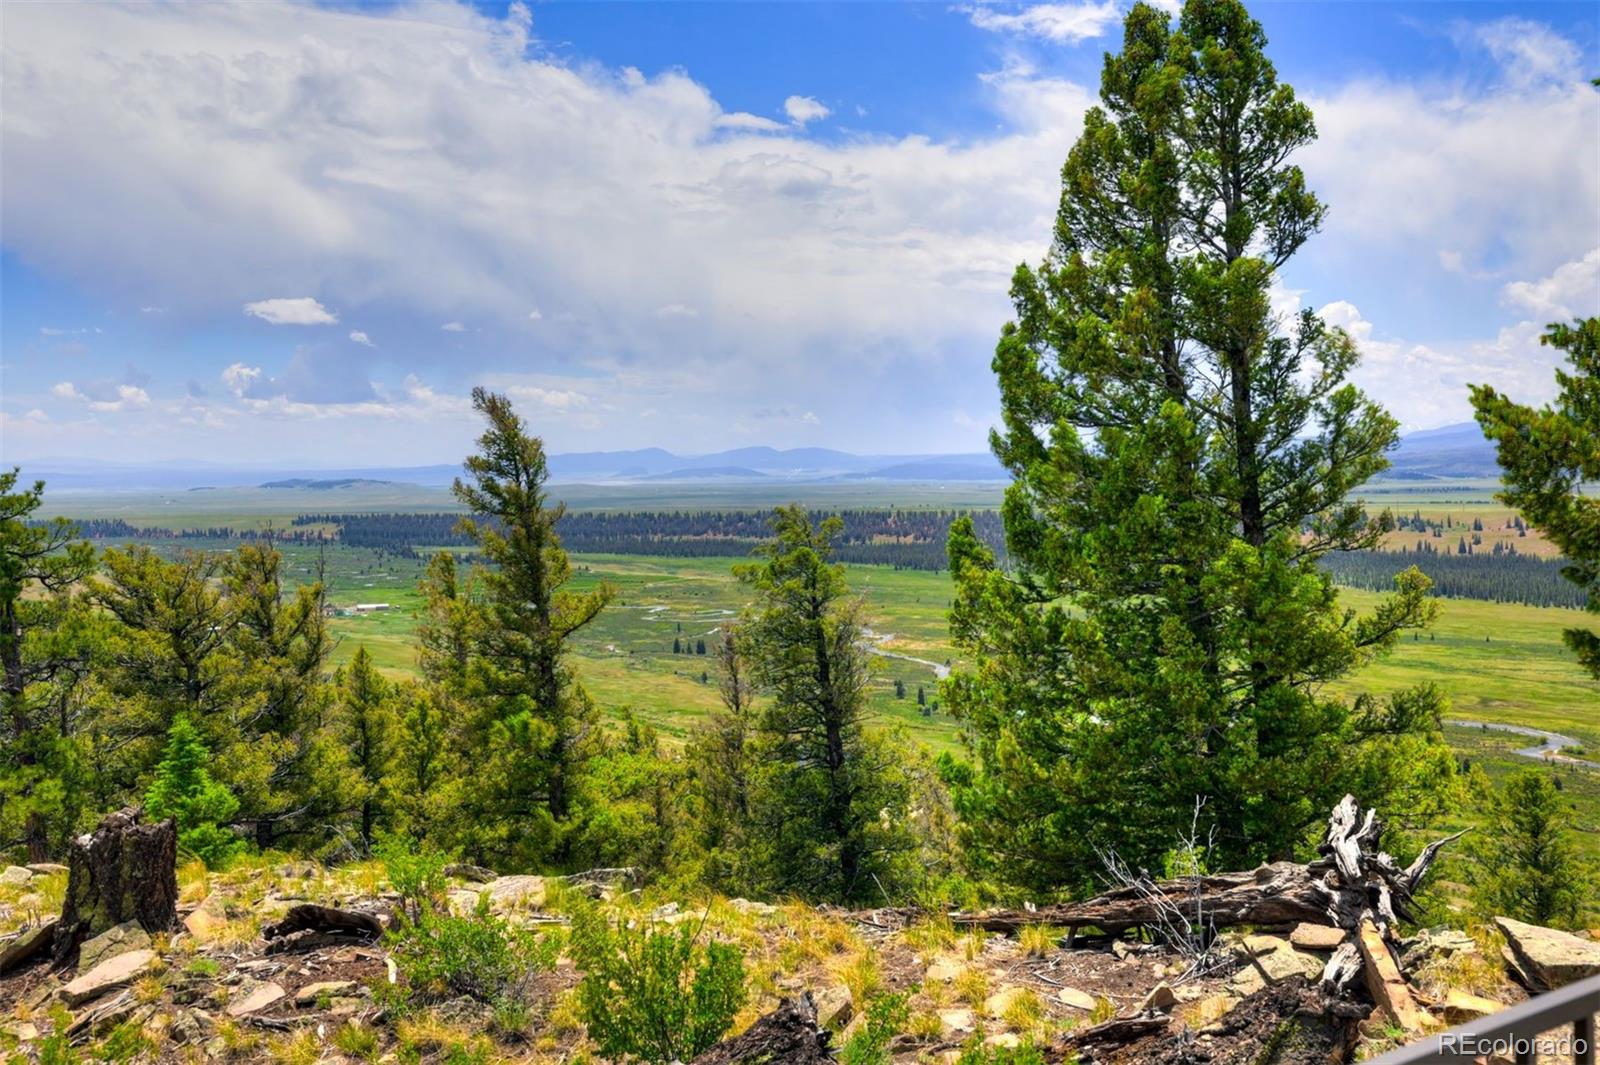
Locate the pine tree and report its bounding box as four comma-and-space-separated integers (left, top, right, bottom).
673, 637, 682, 654
944, 0, 1450, 891
337, 646, 397, 855
0, 470, 98, 860
145, 716, 243, 868
1472, 318, 1600, 679
686, 626, 758, 889
735, 507, 919, 901
1464, 768, 1595, 929
451, 388, 615, 866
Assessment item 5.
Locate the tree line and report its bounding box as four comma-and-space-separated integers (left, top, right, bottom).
1319, 549, 1586, 609
291, 508, 1009, 571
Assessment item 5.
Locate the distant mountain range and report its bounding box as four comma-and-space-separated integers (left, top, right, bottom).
8, 422, 1501, 491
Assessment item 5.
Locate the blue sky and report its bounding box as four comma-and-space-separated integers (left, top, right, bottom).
1, 0, 1596, 466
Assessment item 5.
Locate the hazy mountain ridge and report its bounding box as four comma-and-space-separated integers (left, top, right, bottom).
9, 423, 1498, 490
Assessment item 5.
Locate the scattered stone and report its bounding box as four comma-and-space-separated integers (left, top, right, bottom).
812, 985, 853, 1030
1184, 993, 1240, 1028
1057, 987, 1098, 1011
1495, 916, 1600, 991
67, 991, 145, 1038
262, 904, 383, 943
1237, 933, 1290, 959
183, 892, 231, 944
727, 898, 777, 917
1, 1022, 38, 1042
78, 920, 153, 973
443, 863, 497, 883
1139, 982, 1178, 1013
61, 948, 157, 1006
924, 955, 964, 982
1438, 989, 1505, 1024
1111, 939, 1137, 960
25, 863, 68, 876
0, 918, 57, 974
294, 980, 357, 1006
168, 1007, 209, 1045
329, 996, 364, 1016
1289, 923, 1347, 951
1400, 927, 1479, 975
985, 1033, 1021, 1048
0, 865, 32, 886
482, 874, 545, 911
227, 981, 286, 1017
939, 1008, 976, 1034
982, 985, 1028, 1019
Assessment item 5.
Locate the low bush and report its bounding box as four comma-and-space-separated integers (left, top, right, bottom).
569, 904, 746, 1064
838, 992, 910, 1065
386, 895, 558, 1007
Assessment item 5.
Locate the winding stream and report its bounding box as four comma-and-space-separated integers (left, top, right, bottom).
1444, 719, 1600, 770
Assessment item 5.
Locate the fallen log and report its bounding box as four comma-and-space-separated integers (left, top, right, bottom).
263, 904, 385, 943
940, 796, 1461, 947
689, 992, 831, 1065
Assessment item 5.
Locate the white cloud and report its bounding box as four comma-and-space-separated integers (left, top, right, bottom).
506, 384, 590, 410
51, 380, 150, 413
1459, 17, 1584, 90
242, 297, 338, 326
349, 329, 375, 347
965, 2, 1119, 43
1501, 248, 1600, 321
527, 308, 543, 321
717, 112, 786, 133
653, 303, 698, 318
783, 95, 831, 126
222, 362, 262, 397
441, 321, 466, 332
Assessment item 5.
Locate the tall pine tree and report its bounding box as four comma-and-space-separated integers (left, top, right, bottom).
944, 0, 1452, 892
452, 388, 614, 867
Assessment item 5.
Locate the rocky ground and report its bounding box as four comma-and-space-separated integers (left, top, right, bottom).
2, 856, 1597, 1064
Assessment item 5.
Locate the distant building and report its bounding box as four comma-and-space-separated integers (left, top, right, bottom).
330, 602, 392, 617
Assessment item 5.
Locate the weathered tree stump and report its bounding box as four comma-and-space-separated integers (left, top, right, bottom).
689, 993, 831, 1065
53, 806, 178, 968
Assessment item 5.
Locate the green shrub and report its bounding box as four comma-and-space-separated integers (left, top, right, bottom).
838, 992, 909, 1065
386, 895, 557, 1006
375, 834, 450, 922
569, 905, 746, 1064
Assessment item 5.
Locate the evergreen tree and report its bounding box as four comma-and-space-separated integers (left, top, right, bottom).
391, 685, 459, 846
416, 551, 478, 689
337, 646, 398, 855
1472, 318, 1600, 679
0, 471, 99, 860
685, 626, 758, 889
736, 507, 920, 901
145, 716, 243, 868
673, 637, 682, 654
451, 388, 615, 867
944, 0, 1451, 891
1463, 768, 1595, 929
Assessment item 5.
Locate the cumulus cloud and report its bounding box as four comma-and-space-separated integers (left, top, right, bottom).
441, 321, 466, 332
782, 95, 831, 126
51, 380, 151, 413
1501, 249, 1600, 320
965, 2, 1120, 43
507, 384, 590, 410
243, 297, 338, 326
349, 329, 375, 347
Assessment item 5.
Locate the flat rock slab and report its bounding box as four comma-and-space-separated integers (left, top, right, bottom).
228, 982, 287, 1017
940, 1008, 976, 1034
1289, 923, 1348, 951
61, 948, 157, 1006
295, 980, 357, 1006
1058, 987, 1098, 1011
0, 919, 57, 974
1495, 917, 1600, 991
78, 920, 152, 973
0, 866, 32, 886
26, 863, 68, 876
482, 875, 546, 911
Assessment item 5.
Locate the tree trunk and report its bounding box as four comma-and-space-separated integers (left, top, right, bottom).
53, 806, 178, 968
